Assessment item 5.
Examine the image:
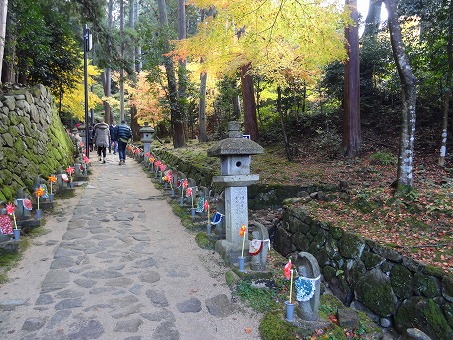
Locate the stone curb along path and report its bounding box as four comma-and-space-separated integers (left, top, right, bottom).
0, 153, 262, 339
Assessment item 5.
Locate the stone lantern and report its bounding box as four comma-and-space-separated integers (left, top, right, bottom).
207, 121, 264, 263
139, 122, 155, 156
78, 124, 86, 138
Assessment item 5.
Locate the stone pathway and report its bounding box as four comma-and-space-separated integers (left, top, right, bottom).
0, 152, 261, 339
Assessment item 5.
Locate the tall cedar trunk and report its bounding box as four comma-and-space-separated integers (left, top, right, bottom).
3, 10, 15, 83
439, 0, 453, 167
384, 0, 417, 192
241, 63, 258, 141
128, 0, 139, 138
364, 0, 382, 38
0, 0, 8, 80
103, 0, 113, 124
197, 9, 209, 142
119, 0, 125, 122
157, 0, 185, 148
198, 70, 208, 142
178, 0, 187, 141
129, 0, 135, 70
130, 106, 140, 142
135, 0, 142, 72
277, 87, 292, 161
103, 70, 112, 123
343, 0, 362, 157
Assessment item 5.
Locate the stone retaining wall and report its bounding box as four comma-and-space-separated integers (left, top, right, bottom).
0, 85, 74, 202
273, 205, 453, 339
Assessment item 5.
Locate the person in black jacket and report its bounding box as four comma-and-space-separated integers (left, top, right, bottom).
109, 121, 117, 154
114, 120, 132, 165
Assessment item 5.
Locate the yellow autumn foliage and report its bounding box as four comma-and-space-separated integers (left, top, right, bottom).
61, 62, 103, 121
176, 0, 351, 86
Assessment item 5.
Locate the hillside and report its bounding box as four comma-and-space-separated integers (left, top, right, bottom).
250, 126, 453, 275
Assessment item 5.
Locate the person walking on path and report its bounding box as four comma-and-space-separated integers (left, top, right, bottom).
94, 119, 111, 163
115, 119, 132, 165
109, 120, 117, 155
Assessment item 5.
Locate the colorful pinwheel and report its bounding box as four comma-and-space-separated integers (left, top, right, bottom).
48, 175, 57, 195
186, 187, 194, 208
35, 187, 45, 210
6, 203, 18, 230
66, 166, 75, 182
284, 259, 294, 303
240, 224, 247, 257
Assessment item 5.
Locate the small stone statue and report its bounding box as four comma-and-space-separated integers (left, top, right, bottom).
295, 251, 321, 321
249, 222, 270, 271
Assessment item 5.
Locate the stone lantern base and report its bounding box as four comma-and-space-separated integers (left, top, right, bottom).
215, 240, 247, 266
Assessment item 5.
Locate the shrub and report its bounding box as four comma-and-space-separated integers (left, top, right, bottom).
369, 151, 397, 165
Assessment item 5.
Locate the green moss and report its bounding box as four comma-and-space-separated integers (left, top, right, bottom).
338, 232, 365, 259
259, 310, 297, 340
356, 269, 396, 317
225, 270, 237, 287
424, 264, 447, 278
13, 139, 24, 153
391, 264, 414, 299
1, 186, 14, 201
414, 272, 441, 298
319, 293, 344, 318
423, 299, 453, 338
195, 232, 214, 249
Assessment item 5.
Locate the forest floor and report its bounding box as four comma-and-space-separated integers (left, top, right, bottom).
250, 131, 453, 276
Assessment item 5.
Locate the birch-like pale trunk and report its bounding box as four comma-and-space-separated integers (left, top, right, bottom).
384, 0, 417, 192
0, 0, 7, 81
438, 0, 453, 167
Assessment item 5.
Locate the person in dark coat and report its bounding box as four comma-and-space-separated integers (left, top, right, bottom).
88, 125, 94, 152
109, 121, 117, 154
114, 120, 132, 165
94, 119, 111, 164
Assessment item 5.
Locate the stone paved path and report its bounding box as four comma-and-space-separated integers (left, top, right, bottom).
0, 152, 261, 339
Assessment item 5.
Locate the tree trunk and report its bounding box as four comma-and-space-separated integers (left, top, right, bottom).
343, 0, 362, 157
0, 0, 8, 81
103, 0, 113, 124
119, 0, 125, 122
157, 0, 185, 148
129, 0, 135, 70
198, 70, 208, 142
178, 0, 187, 141
135, 0, 142, 72
384, 0, 417, 192
232, 93, 241, 120
364, 0, 382, 38
241, 63, 259, 141
130, 105, 140, 142
438, 0, 453, 167
277, 87, 292, 161
2, 10, 15, 83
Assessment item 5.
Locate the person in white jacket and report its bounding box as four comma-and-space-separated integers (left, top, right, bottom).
93, 119, 111, 164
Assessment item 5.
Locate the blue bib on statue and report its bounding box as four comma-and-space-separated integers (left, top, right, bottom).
295, 277, 316, 302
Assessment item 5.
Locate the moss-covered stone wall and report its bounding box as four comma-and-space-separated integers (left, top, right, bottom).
0, 85, 74, 202
273, 206, 453, 340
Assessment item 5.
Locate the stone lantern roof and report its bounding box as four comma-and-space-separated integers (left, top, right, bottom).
207, 121, 264, 157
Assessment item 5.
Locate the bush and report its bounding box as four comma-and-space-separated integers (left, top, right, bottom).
369, 151, 397, 166
259, 310, 297, 340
